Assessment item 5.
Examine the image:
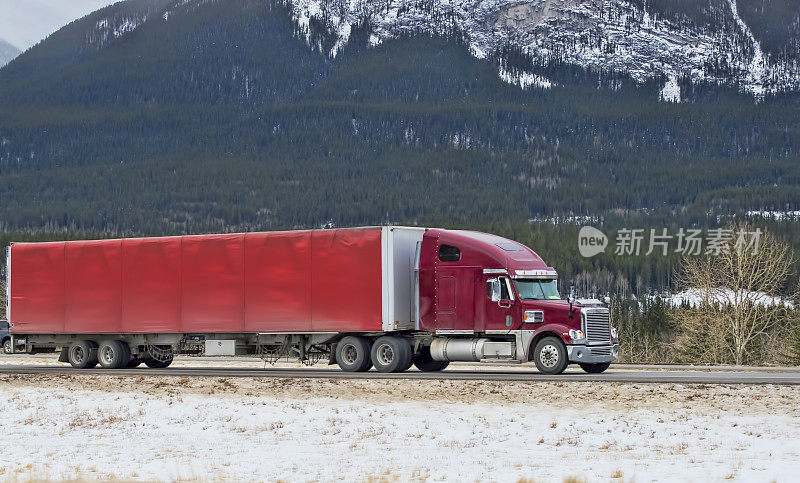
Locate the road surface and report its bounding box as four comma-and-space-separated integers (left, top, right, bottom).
1, 363, 799, 384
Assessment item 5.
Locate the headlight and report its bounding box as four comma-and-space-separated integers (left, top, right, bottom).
568, 329, 585, 341
611, 327, 618, 341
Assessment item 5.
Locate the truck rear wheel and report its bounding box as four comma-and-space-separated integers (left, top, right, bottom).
144, 357, 172, 368
67, 340, 98, 369
97, 340, 130, 369
336, 336, 372, 372
371, 336, 412, 373
579, 362, 611, 374
412, 346, 449, 372
533, 336, 568, 375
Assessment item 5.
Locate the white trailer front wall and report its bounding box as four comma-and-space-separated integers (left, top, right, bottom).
381, 226, 426, 331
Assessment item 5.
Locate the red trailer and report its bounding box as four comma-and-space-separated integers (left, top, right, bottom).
6, 226, 618, 374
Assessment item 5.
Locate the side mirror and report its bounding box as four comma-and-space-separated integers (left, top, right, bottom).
489, 279, 501, 303
604, 296, 611, 305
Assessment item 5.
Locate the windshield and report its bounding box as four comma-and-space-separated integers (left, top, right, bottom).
515, 279, 560, 300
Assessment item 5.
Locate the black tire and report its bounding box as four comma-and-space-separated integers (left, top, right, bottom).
532, 336, 568, 375
2, 338, 12, 355
336, 336, 373, 372
370, 336, 412, 373
97, 340, 130, 369
126, 358, 143, 368
579, 362, 611, 374
413, 345, 450, 372
144, 357, 172, 368
67, 340, 98, 369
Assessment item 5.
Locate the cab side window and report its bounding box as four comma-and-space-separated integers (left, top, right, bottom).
486, 277, 512, 300
438, 244, 461, 262
500, 277, 511, 300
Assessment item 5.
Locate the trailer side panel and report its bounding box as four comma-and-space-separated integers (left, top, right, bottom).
244, 231, 312, 332
9, 242, 66, 333
121, 236, 182, 333
311, 228, 382, 332
65, 240, 123, 333
181, 233, 245, 332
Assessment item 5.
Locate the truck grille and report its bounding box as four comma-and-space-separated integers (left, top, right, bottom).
583, 308, 611, 345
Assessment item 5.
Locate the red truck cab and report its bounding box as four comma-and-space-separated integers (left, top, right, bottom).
418, 229, 619, 374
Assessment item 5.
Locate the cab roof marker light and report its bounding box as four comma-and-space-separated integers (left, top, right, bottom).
514, 269, 558, 277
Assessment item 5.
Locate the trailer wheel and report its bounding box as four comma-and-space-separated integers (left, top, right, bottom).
412, 346, 449, 372
533, 336, 568, 375
336, 336, 372, 372
579, 362, 611, 374
370, 336, 412, 373
2, 338, 12, 355
97, 340, 130, 369
144, 357, 173, 368
67, 340, 98, 369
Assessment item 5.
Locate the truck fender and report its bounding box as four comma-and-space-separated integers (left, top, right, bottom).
523, 324, 575, 362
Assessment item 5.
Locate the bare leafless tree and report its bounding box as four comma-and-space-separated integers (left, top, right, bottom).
676, 222, 796, 365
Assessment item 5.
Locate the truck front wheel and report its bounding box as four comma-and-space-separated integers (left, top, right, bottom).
2, 338, 12, 354
579, 362, 611, 374
336, 336, 372, 372
68, 340, 98, 369
533, 336, 568, 375
97, 340, 130, 369
371, 336, 412, 373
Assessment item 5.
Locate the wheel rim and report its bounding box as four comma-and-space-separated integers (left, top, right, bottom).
376, 344, 394, 366
4, 341, 11, 352
539, 344, 560, 368
72, 346, 85, 364
100, 346, 115, 365
341, 344, 358, 365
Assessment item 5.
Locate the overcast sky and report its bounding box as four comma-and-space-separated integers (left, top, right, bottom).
0, 0, 120, 50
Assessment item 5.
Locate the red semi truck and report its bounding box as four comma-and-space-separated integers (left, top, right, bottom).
5, 226, 618, 374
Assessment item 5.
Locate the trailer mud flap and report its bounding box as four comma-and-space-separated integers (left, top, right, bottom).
58, 347, 69, 363
328, 343, 337, 365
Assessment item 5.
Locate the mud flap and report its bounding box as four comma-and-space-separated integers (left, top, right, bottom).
58, 347, 69, 363
514, 330, 536, 362
327, 343, 337, 365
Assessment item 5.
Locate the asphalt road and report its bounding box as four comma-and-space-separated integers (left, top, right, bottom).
1, 364, 799, 385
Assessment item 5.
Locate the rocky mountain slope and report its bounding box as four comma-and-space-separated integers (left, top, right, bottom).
287, 0, 799, 97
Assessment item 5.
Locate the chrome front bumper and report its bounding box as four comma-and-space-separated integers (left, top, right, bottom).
567, 344, 619, 364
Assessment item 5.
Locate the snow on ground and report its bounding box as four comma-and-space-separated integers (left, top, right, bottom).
0, 372, 799, 481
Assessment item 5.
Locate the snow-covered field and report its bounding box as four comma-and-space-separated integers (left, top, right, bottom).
1, 372, 799, 481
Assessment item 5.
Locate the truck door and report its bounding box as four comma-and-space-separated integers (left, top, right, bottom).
434, 267, 480, 331
484, 276, 516, 331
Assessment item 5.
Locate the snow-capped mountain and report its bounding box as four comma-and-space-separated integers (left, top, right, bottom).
0, 39, 20, 68
286, 0, 800, 97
